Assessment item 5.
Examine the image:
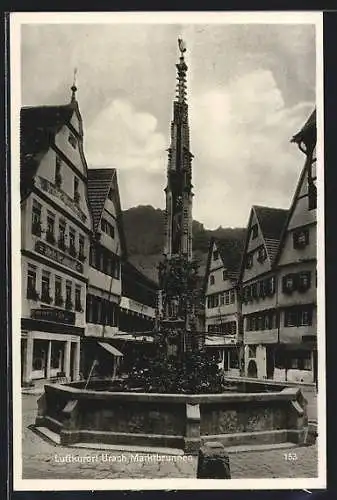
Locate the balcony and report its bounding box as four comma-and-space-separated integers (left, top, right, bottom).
41, 293, 53, 305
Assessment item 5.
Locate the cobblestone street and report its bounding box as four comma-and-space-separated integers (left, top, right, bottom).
21, 394, 318, 480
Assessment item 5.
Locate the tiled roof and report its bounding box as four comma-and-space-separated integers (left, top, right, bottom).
215, 237, 245, 279
87, 168, 115, 232
20, 104, 74, 197
291, 109, 316, 145
253, 205, 288, 263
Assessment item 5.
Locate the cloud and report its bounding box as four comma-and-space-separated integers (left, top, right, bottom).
84, 99, 167, 210
189, 69, 314, 228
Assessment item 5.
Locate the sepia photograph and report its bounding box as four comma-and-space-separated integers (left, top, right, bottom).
10, 11, 325, 490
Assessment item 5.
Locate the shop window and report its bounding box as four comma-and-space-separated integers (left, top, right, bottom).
303, 356, 312, 370
27, 264, 38, 300
290, 357, 299, 369
51, 342, 63, 370
31, 200, 42, 236
32, 340, 47, 372
229, 350, 239, 369
293, 229, 309, 249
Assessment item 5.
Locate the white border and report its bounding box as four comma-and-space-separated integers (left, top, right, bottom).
10, 11, 326, 491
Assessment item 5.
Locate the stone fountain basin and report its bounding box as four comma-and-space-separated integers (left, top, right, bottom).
35, 381, 308, 455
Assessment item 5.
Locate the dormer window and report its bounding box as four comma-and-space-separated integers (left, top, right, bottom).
68, 132, 77, 149
293, 229, 309, 249
74, 177, 80, 203
246, 254, 253, 269
209, 274, 215, 285
55, 156, 62, 187
213, 250, 219, 261
251, 224, 258, 240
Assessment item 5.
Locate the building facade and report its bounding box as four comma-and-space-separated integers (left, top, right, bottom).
82, 168, 126, 378
274, 110, 317, 384
204, 238, 244, 376
241, 206, 288, 379
20, 88, 92, 386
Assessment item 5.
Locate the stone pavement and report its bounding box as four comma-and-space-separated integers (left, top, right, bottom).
21, 394, 318, 480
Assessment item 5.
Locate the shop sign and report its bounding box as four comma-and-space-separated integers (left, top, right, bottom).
31, 308, 75, 325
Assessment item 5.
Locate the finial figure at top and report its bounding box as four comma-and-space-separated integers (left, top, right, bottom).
178, 38, 186, 55
71, 67, 78, 102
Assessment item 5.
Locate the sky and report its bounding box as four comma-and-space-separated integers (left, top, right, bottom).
21, 19, 316, 229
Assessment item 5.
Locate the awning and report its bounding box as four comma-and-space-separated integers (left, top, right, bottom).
98, 342, 124, 357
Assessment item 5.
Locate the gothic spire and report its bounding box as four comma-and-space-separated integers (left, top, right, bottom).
70, 68, 78, 103
176, 38, 188, 104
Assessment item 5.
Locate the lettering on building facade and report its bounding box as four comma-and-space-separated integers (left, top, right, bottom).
35, 240, 84, 274
38, 176, 87, 222
31, 308, 76, 325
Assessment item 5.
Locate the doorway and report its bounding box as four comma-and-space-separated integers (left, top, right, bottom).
266, 347, 275, 380
247, 360, 258, 378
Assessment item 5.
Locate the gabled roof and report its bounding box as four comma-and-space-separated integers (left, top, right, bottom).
238, 205, 288, 281
253, 205, 288, 264
203, 235, 245, 293
87, 168, 127, 258
87, 168, 115, 231
20, 103, 78, 198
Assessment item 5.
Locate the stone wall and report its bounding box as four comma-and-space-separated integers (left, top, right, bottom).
35, 382, 308, 454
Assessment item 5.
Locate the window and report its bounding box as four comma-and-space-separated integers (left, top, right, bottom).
220, 293, 225, 306
51, 342, 63, 370
209, 274, 215, 285
75, 285, 82, 312
108, 187, 114, 201
55, 277, 63, 307
69, 228, 76, 257
78, 235, 85, 261
246, 254, 253, 269
282, 274, 297, 294
257, 246, 267, 263
251, 224, 258, 239
308, 179, 317, 211
293, 229, 309, 249
74, 177, 80, 203
55, 156, 62, 187
222, 270, 227, 281
41, 271, 52, 304
27, 264, 38, 300
101, 218, 115, 239
299, 307, 313, 326
230, 289, 235, 303
229, 350, 239, 369
252, 282, 258, 299
213, 250, 219, 261
58, 220, 66, 251
31, 200, 42, 236
65, 281, 73, 310
46, 212, 55, 245
224, 291, 230, 305
284, 309, 298, 327
68, 132, 77, 149
298, 271, 311, 292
